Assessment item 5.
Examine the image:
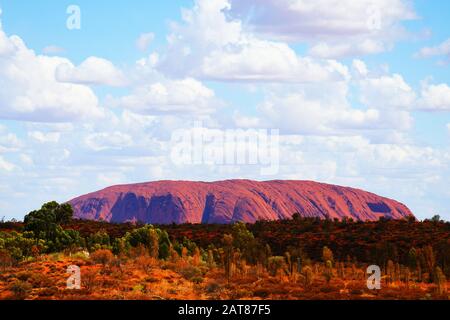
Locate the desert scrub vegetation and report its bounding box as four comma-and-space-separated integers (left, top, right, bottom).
0, 202, 449, 300
9, 280, 32, 300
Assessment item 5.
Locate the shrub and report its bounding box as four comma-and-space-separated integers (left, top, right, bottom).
302, 266, 314, 288
191, 276, 204, 284
254, 289, 270, 298
179, 265, 204, 282
2, 231, 46, 261
82, 269, 97, 293
434, 266, 447, 295
205, 281, 221, 293
87, 230, 111, 251
136, 255, 155, 274
28, 273, 53, 288
322, 246, 334, 265
324, 260, 333, 284
16, 271, 33, 281
231, 222, 258, 263
268, 256, 287, 277
90, 249, 114, 266
71, 250, 90, 261
132, 283, 146, 294
38, 286, 59, 297
123, 225, 160, 258
159, 242, 170, 260
9, 280, 32, 300
0, 249, 13, 270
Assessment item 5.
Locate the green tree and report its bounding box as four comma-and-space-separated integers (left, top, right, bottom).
231, 222, 259, 264
431, 215, 441, 223
156, 229, 170, 259
87, 230, 111, 251
123, 225, 163, 258
47, 227, 84, 252
24, 201, 73, 240
25, 201, 72, 228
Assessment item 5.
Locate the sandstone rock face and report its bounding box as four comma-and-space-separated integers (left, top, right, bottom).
68, 180, 414, 224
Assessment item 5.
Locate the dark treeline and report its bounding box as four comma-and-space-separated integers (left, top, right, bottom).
159, 215, 450, 278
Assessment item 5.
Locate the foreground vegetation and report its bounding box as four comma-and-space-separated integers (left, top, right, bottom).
0, 203, 449, 300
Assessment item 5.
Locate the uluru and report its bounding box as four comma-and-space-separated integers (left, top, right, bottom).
68, 180, 414, 224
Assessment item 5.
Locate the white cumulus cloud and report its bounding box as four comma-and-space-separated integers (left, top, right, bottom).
113, 78, 219, 115
0, 20, 103, 122
159, 0, 349, 82
229, 0, 417, 58
358, 74, 416, 109
417, 82, 450, 111
56, 56, 127, 87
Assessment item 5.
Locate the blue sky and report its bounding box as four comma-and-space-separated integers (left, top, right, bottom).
0, 0, 449, 221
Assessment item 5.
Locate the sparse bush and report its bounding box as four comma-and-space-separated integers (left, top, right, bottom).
192, 247, 202, 266
16, 271, 33, 281
324, 260, 333, 284
82, 269, 97, 293
1, 231, 46, 261
191, 276, 203, 284
90, 249, 114, 266
132, 283, 146, 294
123, 225, 163, 258
28, 273, 52, 288
206, 249, 215, 268
254, 288, 270, 298
38, 286, 59, 297
231, 222, 258, 264
222, 234, 233, 282
268, 256, 287, 277
136, 255, 156, 274
205, 281, 221, 293
0, 249, 13, 270
434, 266, 447, 295
322, 246, 334, 265
9, 280, 32, 300
71, 250, 90, 261
87, 230, 111, 251
179, 265, 204, 282
302, 266, 314, 288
